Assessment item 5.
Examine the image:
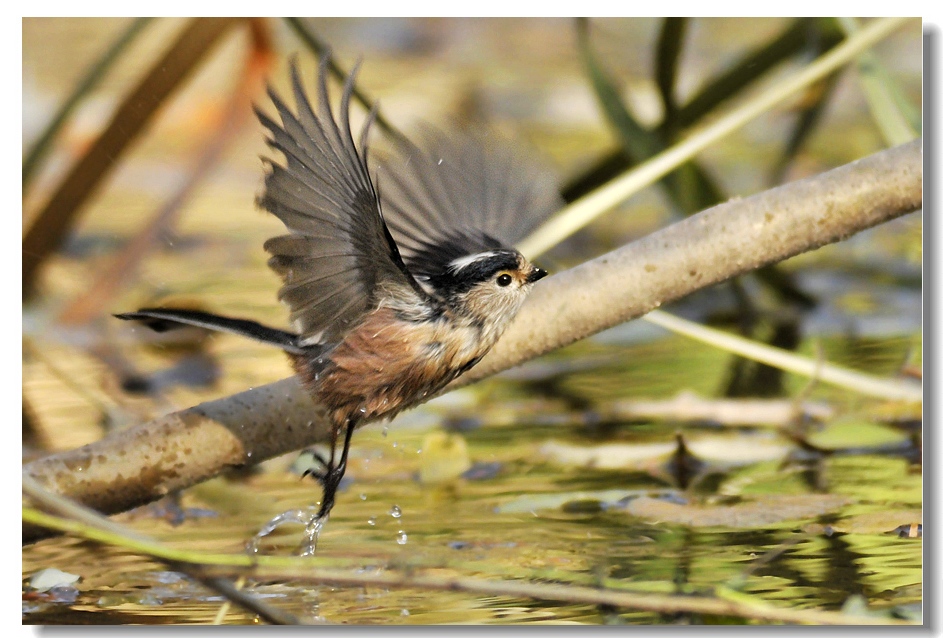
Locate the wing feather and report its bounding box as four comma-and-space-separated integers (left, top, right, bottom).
376, 126, 562, 278
257, 55, 424, 344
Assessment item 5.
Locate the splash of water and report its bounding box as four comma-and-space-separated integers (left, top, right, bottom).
246, 507, 328, 557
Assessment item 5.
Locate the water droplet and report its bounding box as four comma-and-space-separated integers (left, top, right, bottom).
359, 493, 367, 500
367, 517, 376, 526
359, 407, 367, 414
389, 505, 402, 518
400, 609, 410, 616
392, 442, 398, 448
382, 426, 389, 437
396, 531, 408, 545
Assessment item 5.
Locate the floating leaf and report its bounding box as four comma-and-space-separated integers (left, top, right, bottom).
28, 567, 80, 592
807, 419, 909, 450
420, 431, 471, 484
540, 434, 791, 470
496, 489, 677, 514
622, 494, 851, 528
829, 510, 922, 535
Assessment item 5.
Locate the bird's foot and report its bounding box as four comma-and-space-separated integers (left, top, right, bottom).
299, 449, 330, 484
301, 450, 348, 519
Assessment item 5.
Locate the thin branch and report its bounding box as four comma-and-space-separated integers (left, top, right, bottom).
642, 310, 921, 401
836, 17, 919, 146
22, 506, 911, 625
23, 476, 300, 625
518, 16, 914, 258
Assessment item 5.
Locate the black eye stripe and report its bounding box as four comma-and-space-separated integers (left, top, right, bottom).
427, 249, 522, 295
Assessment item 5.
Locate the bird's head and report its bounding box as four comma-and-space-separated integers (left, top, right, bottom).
425, 248, 546, 330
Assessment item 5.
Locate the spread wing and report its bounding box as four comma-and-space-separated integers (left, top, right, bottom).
257, 56, 423, 345
375, 126, 562, 279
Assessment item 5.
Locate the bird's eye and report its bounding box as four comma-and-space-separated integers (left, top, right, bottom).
496, 273, 513, 287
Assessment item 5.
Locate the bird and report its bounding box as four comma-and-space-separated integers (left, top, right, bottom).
115, 54, 561, 554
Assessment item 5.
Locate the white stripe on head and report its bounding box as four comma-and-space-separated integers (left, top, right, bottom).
448, 250, 502, 273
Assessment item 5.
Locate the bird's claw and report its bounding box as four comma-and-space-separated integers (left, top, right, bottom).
300, 449, 346, 509
300, 448, 334, 483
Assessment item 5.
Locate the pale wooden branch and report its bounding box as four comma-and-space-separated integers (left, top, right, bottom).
23, 139, 922, 543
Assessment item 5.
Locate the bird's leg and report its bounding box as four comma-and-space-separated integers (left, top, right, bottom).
247, 418, 358, 557
312, 418, 356, 519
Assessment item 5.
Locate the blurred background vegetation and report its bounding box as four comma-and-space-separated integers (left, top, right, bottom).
22, 18, 922, 625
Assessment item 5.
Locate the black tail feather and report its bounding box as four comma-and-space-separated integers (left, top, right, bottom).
115, 308, 309, 355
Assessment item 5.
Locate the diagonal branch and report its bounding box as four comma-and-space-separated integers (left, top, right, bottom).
23, 139, 922, 543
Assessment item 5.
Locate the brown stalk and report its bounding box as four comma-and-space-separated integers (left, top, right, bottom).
56, 19, 274, 327
23, 18, 244, 298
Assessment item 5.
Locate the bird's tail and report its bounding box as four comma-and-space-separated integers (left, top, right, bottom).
114, 308, 309, 355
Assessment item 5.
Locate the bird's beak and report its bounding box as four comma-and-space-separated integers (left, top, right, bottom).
526, 267, 548, 283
